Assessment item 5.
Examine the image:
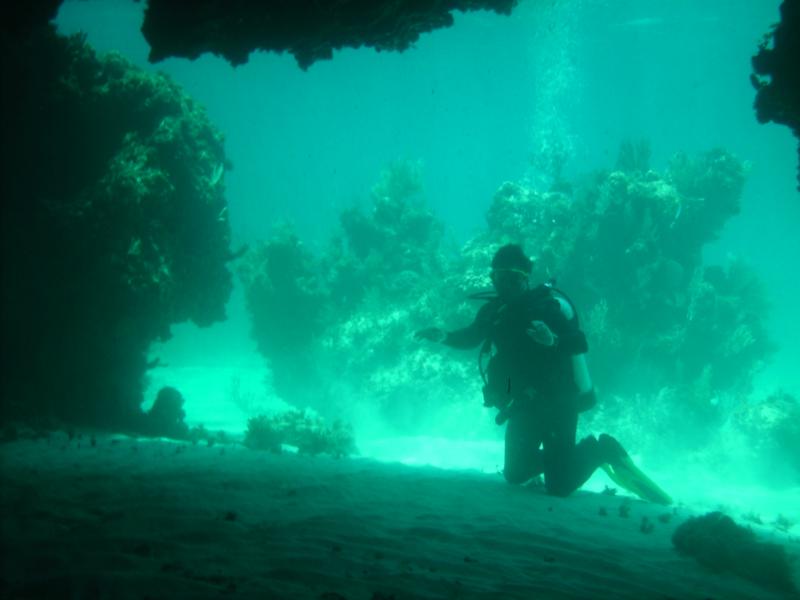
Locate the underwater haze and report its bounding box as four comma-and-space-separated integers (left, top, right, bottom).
47, 0, 800, 559
4, 0, 800, 597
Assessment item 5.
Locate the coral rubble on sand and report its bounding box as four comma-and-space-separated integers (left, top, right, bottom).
673, 511, 797, 594
245, 409, 356, 457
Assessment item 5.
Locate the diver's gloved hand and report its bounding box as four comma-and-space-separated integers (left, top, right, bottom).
415, 327, 446, 343
527, 320, 557, 346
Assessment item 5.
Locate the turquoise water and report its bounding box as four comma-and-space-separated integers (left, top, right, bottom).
56, 0, 798, 517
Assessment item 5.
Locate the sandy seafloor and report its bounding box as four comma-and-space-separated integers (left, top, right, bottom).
1, 434, 798, 600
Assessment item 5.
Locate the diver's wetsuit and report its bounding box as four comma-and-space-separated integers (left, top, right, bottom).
443, 284, 607, 496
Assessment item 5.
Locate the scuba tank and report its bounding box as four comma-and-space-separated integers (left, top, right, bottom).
572, 354, 593, 397
545, 283, 597, 412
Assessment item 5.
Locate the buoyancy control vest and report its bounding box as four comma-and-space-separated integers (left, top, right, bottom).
473, 282, 596, 415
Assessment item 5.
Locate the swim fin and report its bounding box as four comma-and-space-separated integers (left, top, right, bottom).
598, 434, 672, 505
602, 457, 673, 505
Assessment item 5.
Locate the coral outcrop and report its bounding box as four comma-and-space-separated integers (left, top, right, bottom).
1, 27, 233, 428
239, 161, 455, 426
2, 0, 519, 71
473, 149, 768, 421
142, 386, 190, 439
240, 150, 772, 445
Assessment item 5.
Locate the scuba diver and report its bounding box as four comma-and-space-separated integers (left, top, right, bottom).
416, 243, 670, 504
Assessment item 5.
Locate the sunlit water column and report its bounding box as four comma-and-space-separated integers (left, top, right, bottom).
523, 0, 583, 189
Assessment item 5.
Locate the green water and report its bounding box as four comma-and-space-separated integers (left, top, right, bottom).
55, 0, 799, 522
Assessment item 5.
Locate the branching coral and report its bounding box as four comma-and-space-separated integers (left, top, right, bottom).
244, 409, 356, 457
334, 159, 445, 303
240, 161, 456, 422
667, 149, 746, 254
239, 226, 328, 356
238, 225, 330, 410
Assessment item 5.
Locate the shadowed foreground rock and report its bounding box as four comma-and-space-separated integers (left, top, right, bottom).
141, 0, 518, 68
752, 0, 800, 190
0, 26, 233, 428
0, 0, 61, 34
